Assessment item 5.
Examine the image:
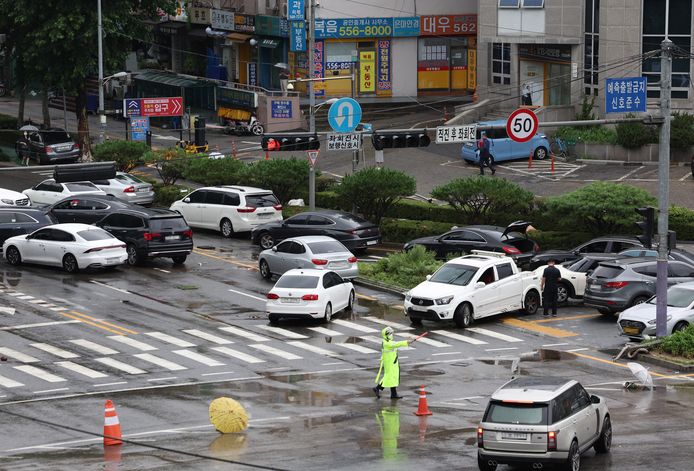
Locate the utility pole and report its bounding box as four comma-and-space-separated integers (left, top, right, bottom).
307, 0, 317, 211
97, 0, 106, 144
656, 38, 673, 338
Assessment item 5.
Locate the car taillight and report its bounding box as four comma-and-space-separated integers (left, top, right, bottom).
311, 259, 328, 265
266, 293, 279, 300
348, 256, 358, 263
84, 244, 126, 253
477, 427, 484, 447
143, 232, 161, 241
73, 143, 80, 150
605, 281, 629, 289
237, 206, 256, 213
502, 245, 521, 254
302, 294, 319, 301
273, 204, 283, 211
123, 186, 135, 193
182, 229, 193, 238
547, 431, 557, 451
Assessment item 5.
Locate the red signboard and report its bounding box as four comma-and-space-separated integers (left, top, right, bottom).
419, 14, 477, 36
140, 97, 183, 117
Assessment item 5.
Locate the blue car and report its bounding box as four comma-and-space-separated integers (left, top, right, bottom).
461, 119, 550, 164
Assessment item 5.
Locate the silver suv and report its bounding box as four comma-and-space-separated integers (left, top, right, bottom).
477, 377, 611, 471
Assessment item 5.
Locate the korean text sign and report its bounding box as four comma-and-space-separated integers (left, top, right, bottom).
605, 77, 646, 113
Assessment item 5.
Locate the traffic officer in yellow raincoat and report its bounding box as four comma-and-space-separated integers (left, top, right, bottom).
373, 326, 415, 399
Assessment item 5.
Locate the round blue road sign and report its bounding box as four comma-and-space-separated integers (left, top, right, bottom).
327, 98, 362, 133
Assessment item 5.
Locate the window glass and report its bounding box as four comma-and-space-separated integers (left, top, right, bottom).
205, 191, 224, 205
322, 274, 335, 289
276, 275, 319, 289
15, 213, 38, 223
31, 229, 52, 240
669, 0, 692, 34
276, 241, 293, 253
121, 214, 145, 228
149, 217, 188, 231
669, 263, 694, 278
552, 390, 573, 423
246, 193, 279, 208
307, 241, 348, 254
0, 213, 15, 223
50, 229, 75, 242
286, 214, 310, 225
29, 133, 42, 143
522, 0, 544, 6
65, 182, 99, 192
429, 263, 477, 286
479, 267, 496, 284
187, 190, 206, 203
442, 232, 466, 241
37, 182, 58, 192
498, 0, 520, 6
579, 241, 608, 253
592, 265, 624, 279
78, 229, 116, 241
117, 173, 145, 183
52, 201, 73, 210
289, 242, 306, 254
486, 402, 548, 425
633, 264, 657, 277
571, 385, 591, 413
665, 287, 694, 308
497, 263, 514, 280
308, 216, 332, 226
223, 193, 240, 206
611, 241, 639, 252
643, 0, 666, 35
101, 214, 122, 226
42, 131, 73, 145
462, 231, 485, 242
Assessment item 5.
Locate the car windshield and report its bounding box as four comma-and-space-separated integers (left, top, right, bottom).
246, 194, 279, 208
42, 131, 72, 145
485, 401, 548, 425
78, 229, 116, 241
65, 182, 98, 192
275, 276, 319, 289
648, 287, 694, 307
150, 217, 188, 231
592, 265, 624, 279
308, 241, 348, 254
116, 173, 145, 183
429, 264, 477, 286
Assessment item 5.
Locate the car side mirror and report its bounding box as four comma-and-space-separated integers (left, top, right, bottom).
183, 197, 190, 203
426, 274, 431, 281
25, 234, 32, 240
272, 246, 277, 252
475, 281, 486, 289
590, 395, 600, 404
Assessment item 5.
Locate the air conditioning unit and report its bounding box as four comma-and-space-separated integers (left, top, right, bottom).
281, 0, 288, 17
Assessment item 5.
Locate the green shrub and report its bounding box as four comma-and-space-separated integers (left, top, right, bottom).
358, 245, 442, 290
670, 112, 694, 149
153, 183, 192, 207
182, 157, 246, 186
316, 174, 338, 192
0, 113, 18, 129
616, 115, 658, 149
669, 205, 694, 241
245, 158, 311, 203
576, 95, 596, 121
658, 325, 694, 358
379, 218, 454, 243
554, 126, 617, 144
93, 140, 151, 171
143, 148, 195, 185
386, 199, 461, 224
316, 191, 349, 211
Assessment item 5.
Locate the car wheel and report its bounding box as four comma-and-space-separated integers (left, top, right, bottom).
5, 246, 21, 266
220, 218, 234, 238
563, 439, 580, 471
251, 123, 264, 136
534, 146, 548, 160
410, 317, 423, 326
557, 282, 573, 304
323, 302, 332, 323
630, 296, 649, 307
346, 290, 355, 311
598, 308, 613, 316
524, 290, 540, 315
268, 314, 280, 325
259, 232, 275, 250
673, 321, 689, 333
454, 303, 473, 328
477, 453, 497, 471
594, 416, 612, 454
62, 254, 79, 273
126, 244, 139, 266
259, 259, 272, 280
171, 255, 187, 265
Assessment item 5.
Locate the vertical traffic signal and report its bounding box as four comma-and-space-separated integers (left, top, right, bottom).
635, 207, 655, 249
372, 130, 431, 150
194, 117, 206, 147
261, 133, 320, 151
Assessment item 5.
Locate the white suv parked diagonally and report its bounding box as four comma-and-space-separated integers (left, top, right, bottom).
170, 186, 283, 237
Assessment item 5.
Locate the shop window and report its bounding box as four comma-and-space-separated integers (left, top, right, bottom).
584, 0, 600, 97
499, 0, 520, 7
491, 43, 511, 86
522, 0, 544, 7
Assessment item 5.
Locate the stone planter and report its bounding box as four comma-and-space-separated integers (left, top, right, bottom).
574, 142, 694, 163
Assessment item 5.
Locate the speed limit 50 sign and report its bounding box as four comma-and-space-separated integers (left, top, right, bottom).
506, 108, 539, 143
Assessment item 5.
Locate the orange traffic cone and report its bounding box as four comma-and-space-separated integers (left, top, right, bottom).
551, 154, 555, 173
103, 399, 123, 446
414, 384, 433, 416
418, 414, 429, 443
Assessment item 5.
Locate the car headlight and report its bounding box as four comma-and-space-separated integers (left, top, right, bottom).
405, 292, 412, 302
1, 199, 14, 205
435, 295, 454, 305
647, 315, 672, 325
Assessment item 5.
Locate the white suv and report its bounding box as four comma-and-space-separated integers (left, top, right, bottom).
170, 186, 283, 236
0, 188, 31, 207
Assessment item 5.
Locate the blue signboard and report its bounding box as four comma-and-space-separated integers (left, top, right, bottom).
314, 17, 393, 39
130, 117, 149, 141
393, 17, 420, 37
124, 98, 141, 118
290, 20, 306, 52
271, 100, 292, 119
605, 77, 646, 113
328, 98, 362, 133
287, 0, 304, 21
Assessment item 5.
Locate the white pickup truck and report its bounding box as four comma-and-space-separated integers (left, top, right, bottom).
404, 250, 542, 327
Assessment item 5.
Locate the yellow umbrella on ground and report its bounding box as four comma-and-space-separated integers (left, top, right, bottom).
209, 397, 249, 433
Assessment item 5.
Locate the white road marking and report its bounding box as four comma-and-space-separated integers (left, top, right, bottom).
286, 341, 338, 357
219, 326, 270, 342
212, 347, 265, 364
29, 299, 48, 304
616, 166, 643, 181
362, 316, 413, 331
432, 352, 465, 356
542, 342, 569, 347
14, 365, 66, 383
153, 268, 171, 273
144, 332, 196, 347
7, 292, 25, 296
89, 279, 131, 294
147, 376, 178, 382
69, 339, 119, 355
0, 348, 40, 363
0, 320, 80, 331
466, 327, 523, 343
182, 329, 233, 345
172, 349, 225, 367
566, 348, 589, 352
30, 343, 80, 359
49, 307, 68, 311
249, 343, 302, 360
95, 357, 146, 375
55, 361, 108, 379
334, 343, 378, 354
397, 333, 450, 348
256, 325, 308, 339
227, 288, 266, 302
431, 330, 487, 345
331, 319, 378, 333
107, 335, 158, 351
17, 295, 34, 300
133, 353, 187, 371
322, 362, 343, 366
679, 173, 691, 181
34, 388, 70, 394
0, 375, 24, 388
485, 347, 519, 352
93, 382, 128, 387
309, 326, 344, 336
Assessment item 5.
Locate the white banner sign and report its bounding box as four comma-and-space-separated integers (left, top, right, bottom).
211, 9, 234, 30
327, 133, 361, 151
435, 124, 477, 144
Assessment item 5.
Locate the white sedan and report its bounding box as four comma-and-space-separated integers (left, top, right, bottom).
3, 223, 127, 273
0, 188, 31, 207
618, 281, 694, 339
23, 179, 105, 205
266, 269, 355, 324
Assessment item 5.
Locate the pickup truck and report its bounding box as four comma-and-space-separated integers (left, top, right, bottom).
404, 250, 542, 328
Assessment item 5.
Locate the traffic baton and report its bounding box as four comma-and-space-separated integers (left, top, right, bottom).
413, 332, 429, 342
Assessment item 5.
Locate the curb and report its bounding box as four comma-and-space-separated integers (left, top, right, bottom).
576, 158, 691, 167
633, 353, 694, 372
353, 277, 407, 297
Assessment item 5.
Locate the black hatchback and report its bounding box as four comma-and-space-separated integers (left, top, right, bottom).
0, 208, 57, 247
95, 208, 193, 265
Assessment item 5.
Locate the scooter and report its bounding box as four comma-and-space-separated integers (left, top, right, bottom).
223, 115, 264, 136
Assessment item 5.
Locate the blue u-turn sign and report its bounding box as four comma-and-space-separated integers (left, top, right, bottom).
327, 98, 362, 133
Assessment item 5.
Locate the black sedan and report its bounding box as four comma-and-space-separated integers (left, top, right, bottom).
47, 194, 135, 224
0, 208, 57, 247
527, 235, 644, 270
403, 221, 539, 266
251, 210, 381, 252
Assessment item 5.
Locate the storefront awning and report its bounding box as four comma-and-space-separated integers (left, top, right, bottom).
133, 70, 212, 88
225, 32, 252, 42
260, 39, 280, 48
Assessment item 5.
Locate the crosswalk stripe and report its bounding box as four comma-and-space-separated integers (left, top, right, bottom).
362, 317, 413, 331
133, 353, 187, 371
14, 365, 66, 383
256, 325, 308, 339
17, 295, 34, 300
55, 361, 108, 379
249, 343, 302, 360
182, 329, 233, 345
69, 339, 119, 355
397, 333, 451, 348
7, 292, 25, 296
309, 327, 344, 336
95, 357, 146, 375
466, 327, 523, 343
219, 326, 270, 342
145, 332, 196, 347
172, 349, 225, 367
431, 330, 488, 345
212, 347, 265, 364
331, 319, 379, 333
286, 341, 338, 357
0, 374, 24, 388
29, 299, 48, 304
334, 343, 378, 354
107, 336, 158, 351
0, 347, 40, 363
30, 343, 80, 359
358, 335, 413, 350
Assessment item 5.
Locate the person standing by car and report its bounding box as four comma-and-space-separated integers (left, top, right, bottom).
477, 131, 496, 176
541, 259, 562, 317
373, 327, 415, 399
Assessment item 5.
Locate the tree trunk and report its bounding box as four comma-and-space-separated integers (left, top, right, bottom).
17, 85, 26, 125
75, 86, 91, 161
41, 86, 51, 128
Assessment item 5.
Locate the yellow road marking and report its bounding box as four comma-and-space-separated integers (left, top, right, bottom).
193, 249, 258, 270
390, 304, 405, 310
502, 317, 577, 337
357, 294, 377, 301
70, 311, 138, 335
567, 351, 665, 378
531, 313, 601, 324
60, 312, 127, 336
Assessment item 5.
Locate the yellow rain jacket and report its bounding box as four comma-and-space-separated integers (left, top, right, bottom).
374, 328, 408, 388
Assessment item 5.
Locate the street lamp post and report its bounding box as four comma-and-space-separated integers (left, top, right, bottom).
97, 0, 105, 144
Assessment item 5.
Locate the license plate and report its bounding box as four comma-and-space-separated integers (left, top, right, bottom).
165, 235, 181, 241
409, 305, 428, 312
366, 240, 378, 246
591, 284, 602, 291
331, 262, 348, 269
281, 297, 299, 303
501, 432, 527, 440
57, 146, 72, 152
106, 257, 120, 264
257, 213, 272, 218
137, 188, 150, 193
623, 326, 639, 335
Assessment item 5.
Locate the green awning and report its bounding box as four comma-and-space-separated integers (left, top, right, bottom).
133, 70, 212, 88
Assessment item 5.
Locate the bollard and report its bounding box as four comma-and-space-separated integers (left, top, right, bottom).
528, 149, 533, 168
551, 154, 555, 173
232, 140, 238, 159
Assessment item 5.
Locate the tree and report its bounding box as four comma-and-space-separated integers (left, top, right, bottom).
431, 176, 534, 225
336, 167, 416, 224
245, 158, 311, 204
93, 140, 151, 172
143, 148, 194, 186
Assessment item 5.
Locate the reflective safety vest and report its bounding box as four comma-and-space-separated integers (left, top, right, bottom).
374, 339, 408, 388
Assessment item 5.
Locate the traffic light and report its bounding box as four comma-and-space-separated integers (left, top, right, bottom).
668, 230, 677, 251
261, 133, 320, 151
194, 117, 206, 147
635, 206, 655, 249
372, 130, 431, 150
